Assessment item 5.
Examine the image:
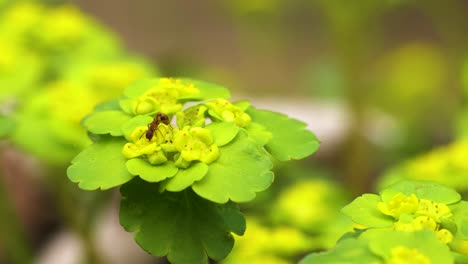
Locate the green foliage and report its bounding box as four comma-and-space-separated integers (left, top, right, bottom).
341, 194, 394, 228
299, 236, 380, 264
0, 1, 122, 101
301, 229, 453, 264
223, 218, 315, 264
246, 107, 319, 161
304, 180, 468, 263
0, 115, 14, 138
67, 138, 132, 190
379, 180, 461, 204
1, 1, 158, 165
67, 77, 319, 262
378, 140, 468, 193
271, 178, 351, 235
71, 77, 318, 199
83, 111, 132, 136
222, 171, 353, 264
191, 130, 273, 203
120, 178, 245, 264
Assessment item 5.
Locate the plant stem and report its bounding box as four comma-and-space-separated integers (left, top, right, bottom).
48, 166, 105, 264
0, 167, 33, 264
322, 6, 374, 195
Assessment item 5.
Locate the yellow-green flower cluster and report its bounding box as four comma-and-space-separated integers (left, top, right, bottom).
222, 218, 313, 264
380, 140, 468, 191
176, 105, 208, 127
386, 246, 431, 264
123, 123, 219, 168
378, 193, 419, 219
173, 126, 219, 168
120, 78, 258, 170
406, 140, 468, 180
206, 99, 251, 127
378, 192, 453, 243
130, 78, 200, 115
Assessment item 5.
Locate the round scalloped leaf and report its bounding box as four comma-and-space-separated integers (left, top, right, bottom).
363, 229, 453, 264
454, 252, 468, 264
192, 130, 274, 203
121, 115, 153, 141
82, 111, 132, 136
12, 115, 79, 164
245, 122, 272, 146
450, 201, 468, 240
180, 78, 230, 100
161, 162, 209, 192
234, 100, 250, 111
380, 180, 461, 204
0, 115, 14, 138
126, 159, 178, 183
119, 98, 135, 115
246, 107, 319, 161
341, 194, 394, 228
93, 99, 122, 112
120, 178, 245, 264
67, 138, 133, 190
123, 79, 157, 98
205, 122, 239, 147
299, 237, 379, 264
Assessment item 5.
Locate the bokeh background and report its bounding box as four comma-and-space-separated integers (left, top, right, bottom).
1, 0, 468, 263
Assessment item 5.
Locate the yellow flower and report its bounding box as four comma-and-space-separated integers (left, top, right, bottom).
206, 98, 251, 127
415, 199, 452, 223
122, 124, 175, 165
132, 78, 199, 115
173, 126, 219, 168
378, 193, 419, 219
386, 246, 431, 264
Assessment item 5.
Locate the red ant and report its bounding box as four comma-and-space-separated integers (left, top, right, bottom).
141, 112, 171, 141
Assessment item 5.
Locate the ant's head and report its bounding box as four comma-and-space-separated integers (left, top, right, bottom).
156, 112, 170, 124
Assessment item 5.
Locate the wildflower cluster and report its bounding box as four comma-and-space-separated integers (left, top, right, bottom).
67, 77, 319, 263
1, 1, 156, 164
300, 180, 468, 264
379, 139, 468, 192
379, 192, 454, 243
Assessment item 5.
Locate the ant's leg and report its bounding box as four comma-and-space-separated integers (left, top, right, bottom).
156, 125, 174, 143
139, 125, 151, 140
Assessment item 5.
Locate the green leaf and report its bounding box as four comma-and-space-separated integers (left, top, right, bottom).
380, 180, 461, 204
120, 178, 245, 264
453, 252, 468, 264
341, 194, 394, 228
299, 237, 380, 264
363, 229, 454, 264
245, 122, 272, 146
123, 79, 157, 98
180, 78, 230, 100
119, 98, 135, 115
12, 115, 79, 165
246, 107, 319, 161
121, 115, 153, 141
126, 159, 178, 183
161, 162, 209, 192
205, 122, 239, 146
192, 130, 274, 203
234, 100, 250, 111
67, 138, 134, 190
0, 115, 14, 138
93, 99, 122, 112
450, 201, 468, 240
82, 111, 132, 136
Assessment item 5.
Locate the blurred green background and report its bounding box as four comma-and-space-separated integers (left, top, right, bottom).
1, 0, 468, 263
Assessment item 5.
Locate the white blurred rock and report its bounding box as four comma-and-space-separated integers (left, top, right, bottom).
245, 97, 399, 152
36, 197, 154, 264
